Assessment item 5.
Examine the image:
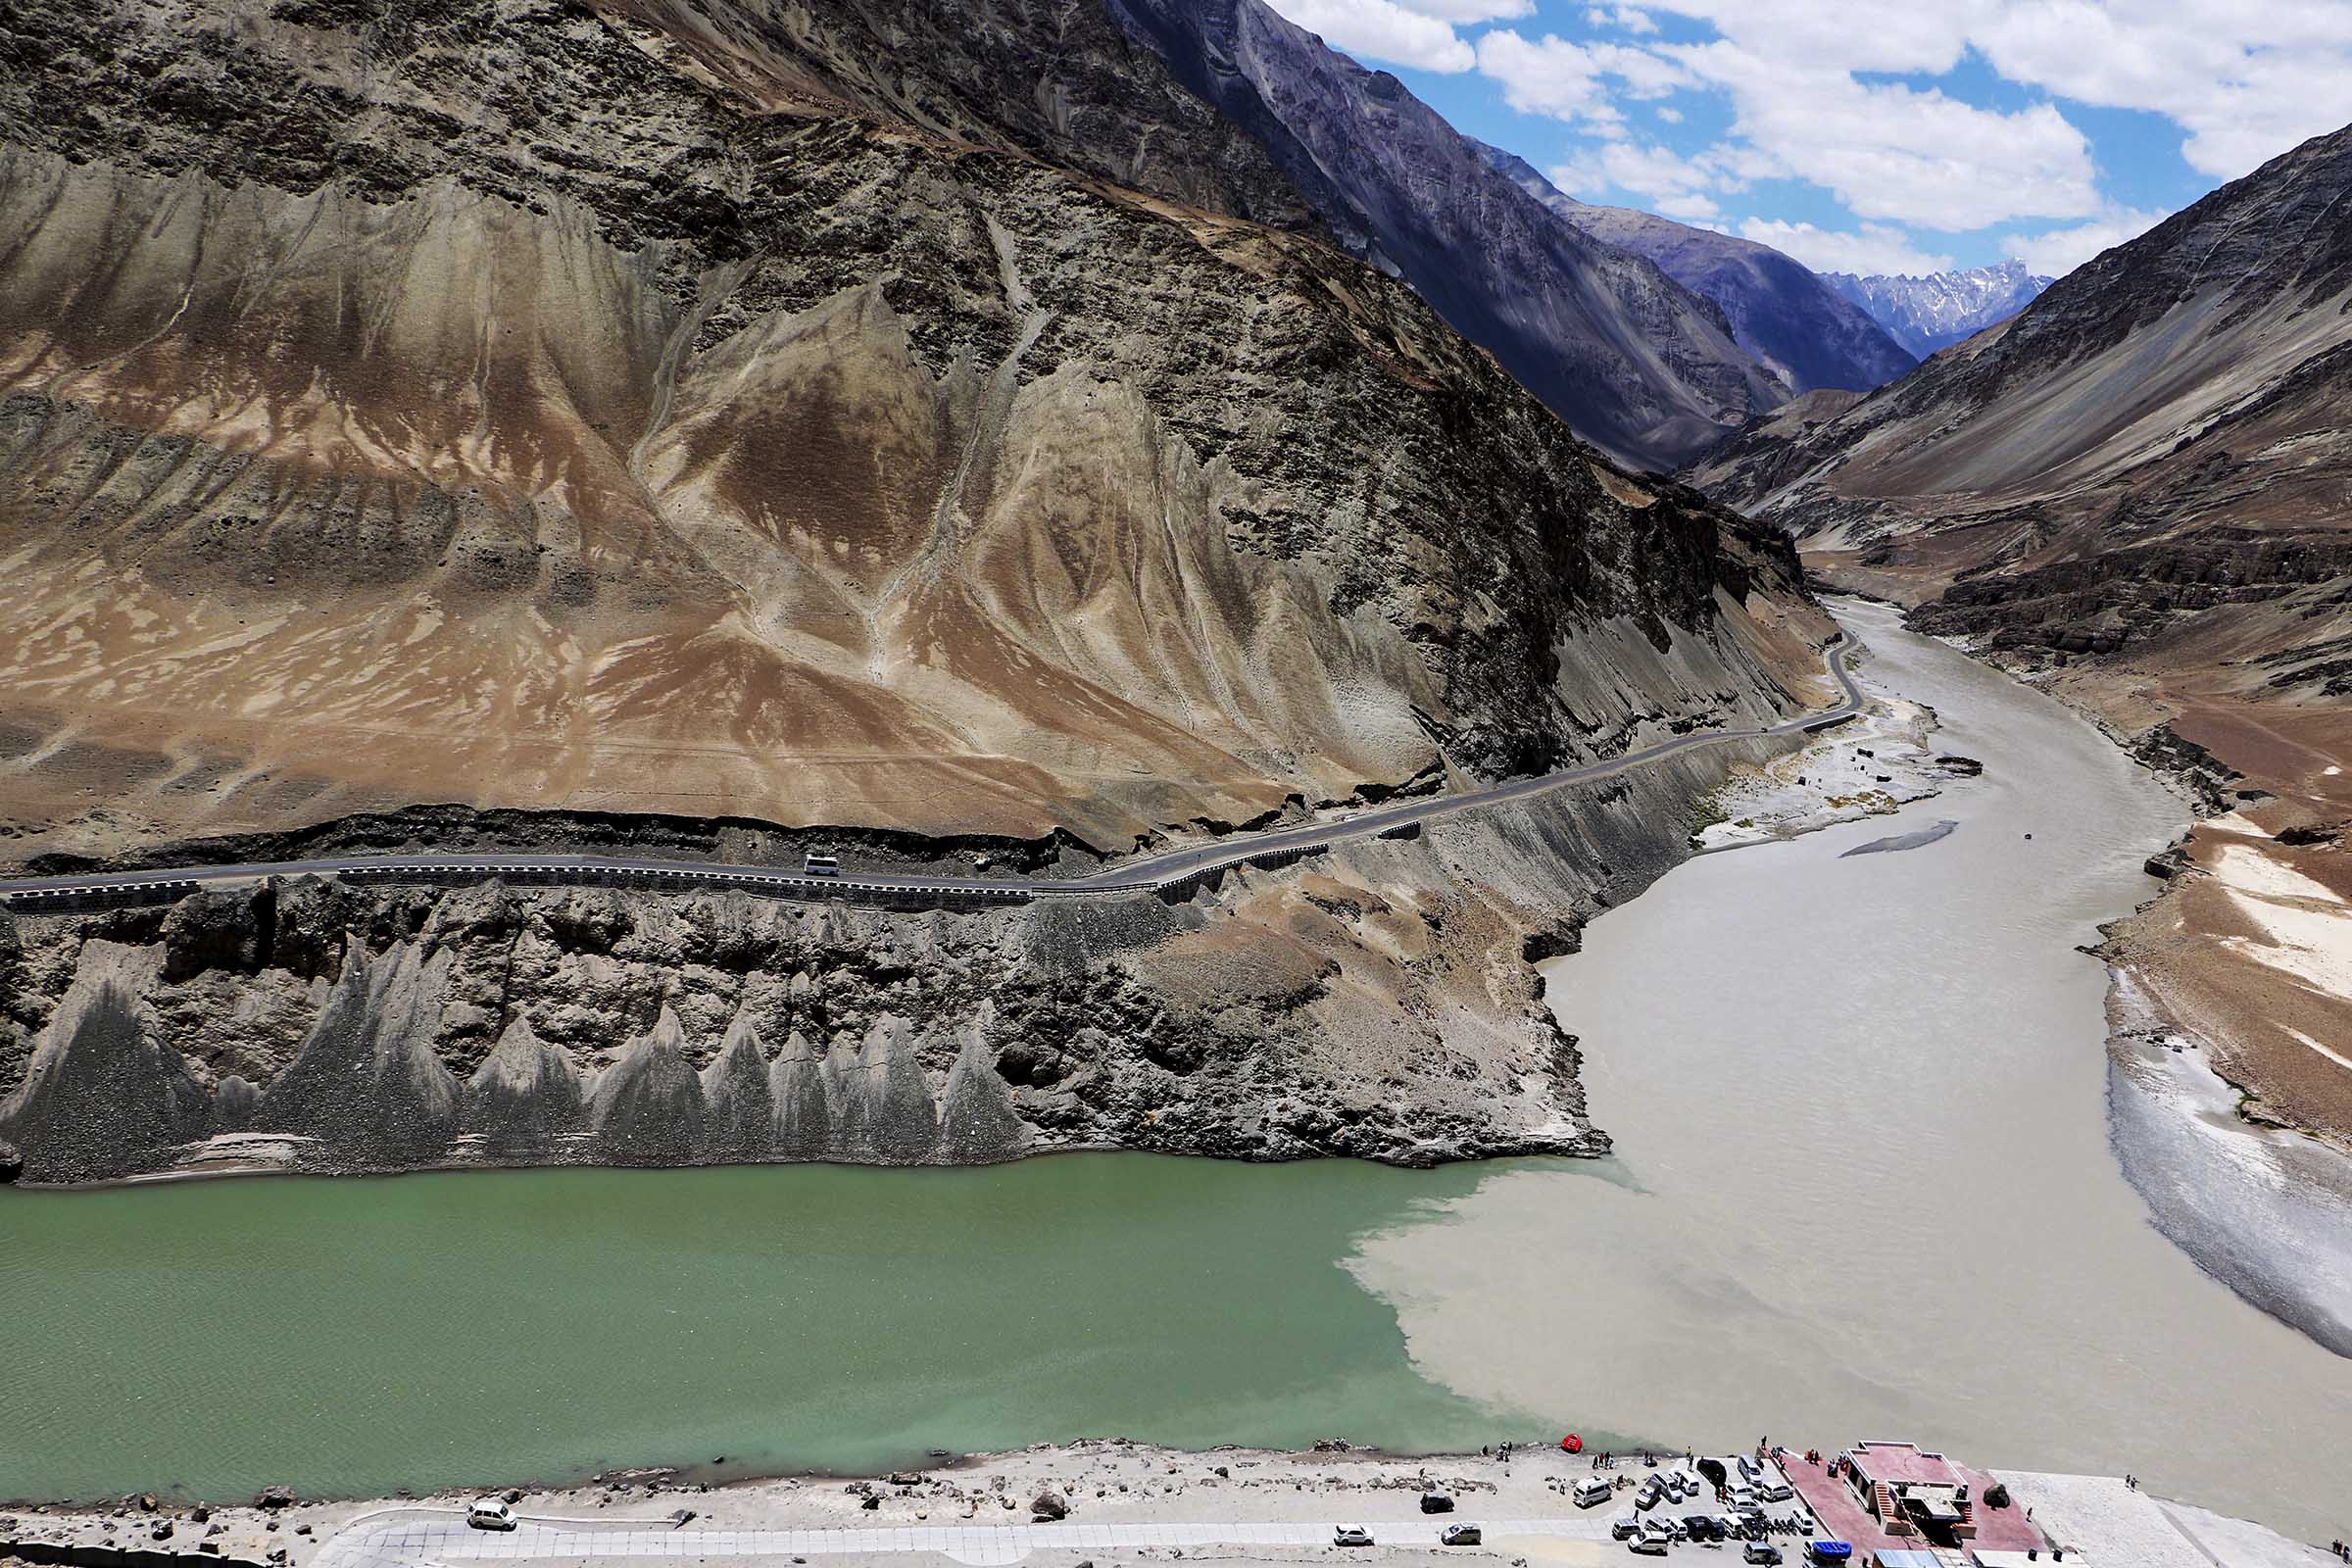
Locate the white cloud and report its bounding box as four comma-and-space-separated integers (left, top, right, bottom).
1653, 105, 1684, 122
1999, 207, 2171, 277
1261, 0, 1500, 73
1663, 36, 2102, 229
1475, 29, 1696, 122
1394, 0, 1533, 20
1546, 152, 1610, 198
1653, 191, 1722, 220
1596, 139, 1716, 211
1738, 220, 1956, 277
1971, 0, 2352, 179
1632, 0, 2352, 196
1585, 4, 1659, 31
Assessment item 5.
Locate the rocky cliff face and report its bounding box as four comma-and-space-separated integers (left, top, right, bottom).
0, 0, 1838, 1181
1820, 261, 2052, 359
1689, 122, 2352, 1152
0, 0, 1814, 866
0, 713, 1811, 1183
1487, 152, 1914, 398
1104, 0, 1789, 470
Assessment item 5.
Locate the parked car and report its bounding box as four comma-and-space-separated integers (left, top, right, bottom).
1421, 1494, 1455, 1514
1612, 1518, 1642, 1541
1728, 1485, 1761, 1510
1334, 1527, 1374, 1547
1574, 1479, 1615, 1508
1684, 1514, 1724, 1542
1441, 1525, 1483, 1546
1743, 1544, 1785, 1565
1758, 1482, 1794, 1503
1628, 1540, 1668, 1558
466, 1500, 516, 1532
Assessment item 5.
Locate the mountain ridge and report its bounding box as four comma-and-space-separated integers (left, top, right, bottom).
1104, 0, 1790, 470
1821, 261, 2051, 359
1479, 145, 1916, 398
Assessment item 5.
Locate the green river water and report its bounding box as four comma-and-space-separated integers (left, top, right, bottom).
0, 1154, 1539, 1502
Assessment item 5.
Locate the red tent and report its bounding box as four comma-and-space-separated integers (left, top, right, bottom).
1560, 1434, 1584, 1453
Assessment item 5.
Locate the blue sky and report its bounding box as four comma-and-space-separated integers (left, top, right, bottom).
1263, 0, 2352, 277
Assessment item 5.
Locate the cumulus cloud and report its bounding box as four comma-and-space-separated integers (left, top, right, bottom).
1971, 0, 2352, 179
1636, 0, 2352, 195
1262, 0, 1531, 73
1585, 4, 1659, 31
1474, 29, 1698, 122
1738, 220, 1956, 278
1592, 139, 1724, 216
2000, 207, 2171, 277
1662, 38, 2101, 230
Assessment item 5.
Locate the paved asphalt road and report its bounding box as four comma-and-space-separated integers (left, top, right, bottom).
316, 1506, 1638, 1568
0, 638, 1857, 907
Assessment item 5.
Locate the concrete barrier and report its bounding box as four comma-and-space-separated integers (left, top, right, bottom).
2, 880, 202, 913
0, 1540, 269, 1568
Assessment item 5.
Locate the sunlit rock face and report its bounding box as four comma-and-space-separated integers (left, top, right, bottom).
0, 0, 1817, 862
0, 0, 1840, 1184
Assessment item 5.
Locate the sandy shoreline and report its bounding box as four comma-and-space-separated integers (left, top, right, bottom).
2, 1441, 2329, 1565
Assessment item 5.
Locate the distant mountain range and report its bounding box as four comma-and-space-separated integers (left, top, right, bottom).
1821, 262, 2052, 358
1108, 0, 1789, 470
1690, 117, 2352, 811
1481, 147, 1917, 397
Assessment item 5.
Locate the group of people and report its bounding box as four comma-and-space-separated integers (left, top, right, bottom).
2328, 1538, 2349, 1560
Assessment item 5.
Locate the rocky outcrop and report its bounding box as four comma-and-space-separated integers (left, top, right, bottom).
1487, 151, 1915, 397
465, 1015, 586, 1158
768, 1032, 834, 1159
701, 1013, 776, 1164
251, 948, 463, 1167
0, 943, 209, 1181
590, 1008, 710, 1166
938, 1007, 1027, 1162
0, 700, 1810, 1184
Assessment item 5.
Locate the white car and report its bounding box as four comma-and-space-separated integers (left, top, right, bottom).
1334, 1526, 1374, 1547
466, 1499, 517, 1532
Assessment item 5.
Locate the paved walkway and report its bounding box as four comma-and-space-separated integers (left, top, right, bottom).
318, 1509, 1625, 1568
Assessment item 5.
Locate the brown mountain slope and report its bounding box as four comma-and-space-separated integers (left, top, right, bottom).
0, 0, 1826, 866
0, 0, 1844, 1183
1689, 122, 2352, 1151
